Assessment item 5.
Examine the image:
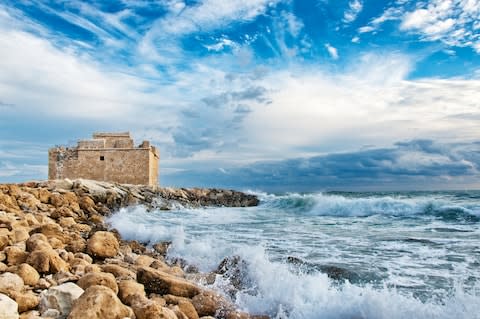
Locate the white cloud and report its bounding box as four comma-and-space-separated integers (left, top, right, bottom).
325, 43, 339, 59
205, 38, 238, 51
400, 0, 480, 52
243, 53, 480, 159
358, 25, 375, 33
343, 0, 363, 23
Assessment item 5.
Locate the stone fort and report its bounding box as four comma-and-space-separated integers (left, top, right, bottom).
48, 132, 159, 186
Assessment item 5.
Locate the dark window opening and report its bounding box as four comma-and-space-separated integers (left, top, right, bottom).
100, 156, 105, 161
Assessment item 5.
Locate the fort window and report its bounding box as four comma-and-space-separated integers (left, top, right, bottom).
100, 156, 105, 161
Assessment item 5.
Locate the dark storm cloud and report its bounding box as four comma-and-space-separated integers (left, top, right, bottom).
163, 140, 480, 191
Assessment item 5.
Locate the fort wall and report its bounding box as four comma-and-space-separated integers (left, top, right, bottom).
48, 132, 159, 186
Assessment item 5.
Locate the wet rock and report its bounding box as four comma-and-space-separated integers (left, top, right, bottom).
137, 266, 200, 298
39, 282, 84, 319
191, 291, 234, 317
0, 293, 19, 319
77, 272, 118, 294
0, 272, 24, 295
87, 231, 119, 258
15, 263, 40, 286
153, 241, 171, 256
67, 285, 134, 319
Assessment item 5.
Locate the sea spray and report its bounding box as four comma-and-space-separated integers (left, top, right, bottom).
107, 191, 480, 319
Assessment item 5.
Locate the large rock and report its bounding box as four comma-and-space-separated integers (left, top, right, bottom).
87, 231, 119, 258
191, 291, 234, 317
137, 266, 200, 298
39, 282, 84, 319
118, 280, 145, 305
0, 293, 19, 319
4, 246, 28, 266
15, 263, 40, 286
131, 297, 178, 319
0, 272, 24, 295
100, 264, 135, 280
30, 224, 65, 243
67, 285, 134, 319
9, 291, 39, 313
26, 233, 51, 252
26, 248, 69, 274
77, 272, 118, 294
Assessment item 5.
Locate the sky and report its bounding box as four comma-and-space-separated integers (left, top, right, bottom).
0, 0, 480, 191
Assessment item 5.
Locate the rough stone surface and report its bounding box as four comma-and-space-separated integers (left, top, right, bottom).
131, 298, 178, 319
0, 293, 19, 319
26, 249, 69, 274
9, 291, 39, 313
0, 272, 24, 295
87, 231, 119, 258
39, 282, 84, 319
15, 263, 40, 286
67, 285, 134, 319
77, 272, 118, 294
137, 266, 200, 298
191, 291, 234, 317
118, 280, 145, 306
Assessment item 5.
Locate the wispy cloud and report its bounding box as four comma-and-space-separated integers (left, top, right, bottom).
343, 0, 363, 23
400, 0, 480, 52
325, 43, 339, 59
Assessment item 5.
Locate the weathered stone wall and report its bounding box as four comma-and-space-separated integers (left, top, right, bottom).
49, 133, 159, 186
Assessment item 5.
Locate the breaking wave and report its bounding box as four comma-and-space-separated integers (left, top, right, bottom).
258, 192, 480, 221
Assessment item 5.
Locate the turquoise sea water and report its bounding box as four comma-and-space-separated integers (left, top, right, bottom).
108, 191, 480, 319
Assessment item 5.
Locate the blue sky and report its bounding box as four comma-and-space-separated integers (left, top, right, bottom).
1, 0, 480, 190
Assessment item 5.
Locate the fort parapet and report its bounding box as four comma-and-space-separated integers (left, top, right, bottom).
48, 132, 159, 186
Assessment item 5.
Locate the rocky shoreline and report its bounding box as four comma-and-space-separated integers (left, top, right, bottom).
0, 179, 264, 319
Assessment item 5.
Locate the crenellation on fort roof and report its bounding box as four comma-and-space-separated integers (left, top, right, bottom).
48, 132, 159, 186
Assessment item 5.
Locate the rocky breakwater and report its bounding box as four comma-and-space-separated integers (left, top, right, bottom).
0, 179, 264, 319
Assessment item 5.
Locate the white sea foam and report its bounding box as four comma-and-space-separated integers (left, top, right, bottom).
107, 192, 480, 319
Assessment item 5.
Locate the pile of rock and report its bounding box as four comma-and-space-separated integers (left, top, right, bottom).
0, 180, 265, 319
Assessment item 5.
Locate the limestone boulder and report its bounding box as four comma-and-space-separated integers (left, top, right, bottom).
77, 272, 118, 294
67, 285, 134, 319
64, 233, 86, 253
191, 291, 234, 317
0, 293, 19, 319
9, 291, 39, 313
100, 264, 136, 280
117, 280, 145, 305
0, 235, 9, 250
15, 263, 40, 286
0, 272, 24, 295
4, 246, 28, 266
131, 297, 178, 319
137, 266, 200, 298
26, 248, 69, 274
39, 282, 84, 319
26, 233, 51, 252
13, 229, 30, 243
30, 224, 65, 244
87, 231, 119, 258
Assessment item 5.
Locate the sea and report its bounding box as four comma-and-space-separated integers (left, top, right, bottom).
107, 191, 480, 319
